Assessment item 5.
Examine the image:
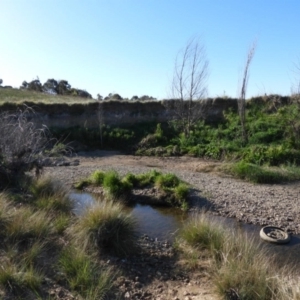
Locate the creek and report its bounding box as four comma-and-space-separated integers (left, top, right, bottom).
69, 192, 300, 269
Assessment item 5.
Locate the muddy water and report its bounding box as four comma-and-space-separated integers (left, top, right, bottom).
69, 192, 300, 269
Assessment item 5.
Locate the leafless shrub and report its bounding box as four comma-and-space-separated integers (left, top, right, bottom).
0, 107, 65, 187
165, 37, 209, 137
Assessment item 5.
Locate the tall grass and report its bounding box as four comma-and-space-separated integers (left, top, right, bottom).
69, 200, 137, 256
6, 207, 53, 242
58, 245, 114, 299
30, 176, 72, 213
177, 212, 300, 300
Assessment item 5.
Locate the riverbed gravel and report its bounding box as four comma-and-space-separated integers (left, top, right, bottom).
44, 151, 300, 235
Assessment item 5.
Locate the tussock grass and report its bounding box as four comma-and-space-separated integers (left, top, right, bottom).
177, 212, 300, 300
58, 245, 114, 299
176, 214, 225, 261
0, 253, 43, 294
6, 207, 53, 242
70, 200, 137, 256
30, 176, 72, 213
0, 176, 121, 299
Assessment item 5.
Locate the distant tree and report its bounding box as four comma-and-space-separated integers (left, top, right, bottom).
0, 79, 3, 86
21, 79, 43, 92
43, 79, 58, 94
57, 80, 71, 95
139, 95, 156, 101
105, 93, 123, 100
97, 94, 103, 101
131, 95, 139, 101
166, 37, 209, 137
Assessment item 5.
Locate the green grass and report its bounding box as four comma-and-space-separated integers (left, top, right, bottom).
224, 161, 300, 183
75, 170, 190, 209
0, 88, 97, 104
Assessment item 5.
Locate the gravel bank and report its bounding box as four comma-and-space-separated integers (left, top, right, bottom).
44, 152, 300, 235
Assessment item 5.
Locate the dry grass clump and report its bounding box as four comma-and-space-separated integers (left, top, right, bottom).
177, 212, 300, 300
30, 176, 72, 213
69, 200, 138, 256
58, 244, 115, 299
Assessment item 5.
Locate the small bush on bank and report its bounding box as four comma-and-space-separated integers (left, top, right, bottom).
70, 201, 137, 256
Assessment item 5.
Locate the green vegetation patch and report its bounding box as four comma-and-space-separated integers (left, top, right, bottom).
224, 161, 300, 184
75, 170, 189, 209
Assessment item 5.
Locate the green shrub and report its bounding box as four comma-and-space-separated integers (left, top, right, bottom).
90, 170, 105, 185
174, 183, 189, 202
102, 171, 131, 198
155, 173, 180, 189
230, 161, 287, 183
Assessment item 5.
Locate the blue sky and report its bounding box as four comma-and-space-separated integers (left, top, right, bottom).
0, 0, 299, 99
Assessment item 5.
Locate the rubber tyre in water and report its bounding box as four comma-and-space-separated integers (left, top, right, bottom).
259, 226, 290, 244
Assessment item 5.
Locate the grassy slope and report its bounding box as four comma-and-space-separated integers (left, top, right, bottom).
0, 88, 97, 105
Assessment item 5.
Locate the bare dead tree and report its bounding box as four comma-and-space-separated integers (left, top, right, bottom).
167, 37, 209, 137
238, 42, 256, 144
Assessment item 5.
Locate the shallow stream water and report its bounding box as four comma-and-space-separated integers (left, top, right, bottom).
69, 192, 300, 269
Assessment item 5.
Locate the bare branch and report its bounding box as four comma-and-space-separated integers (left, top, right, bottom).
238, 41, 256, 143
167, 37, 209, 136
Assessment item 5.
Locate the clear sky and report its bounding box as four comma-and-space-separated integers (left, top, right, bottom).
1, 0, 300, 99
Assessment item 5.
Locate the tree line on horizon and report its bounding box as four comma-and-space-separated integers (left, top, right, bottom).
0, 77, 157, 101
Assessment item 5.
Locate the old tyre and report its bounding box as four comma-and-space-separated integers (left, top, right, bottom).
260, 226, 290, 244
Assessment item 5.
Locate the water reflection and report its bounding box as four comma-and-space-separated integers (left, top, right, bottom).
69, 192, 95, 215
126, 204, 187, 241
69, 192, 300, 268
